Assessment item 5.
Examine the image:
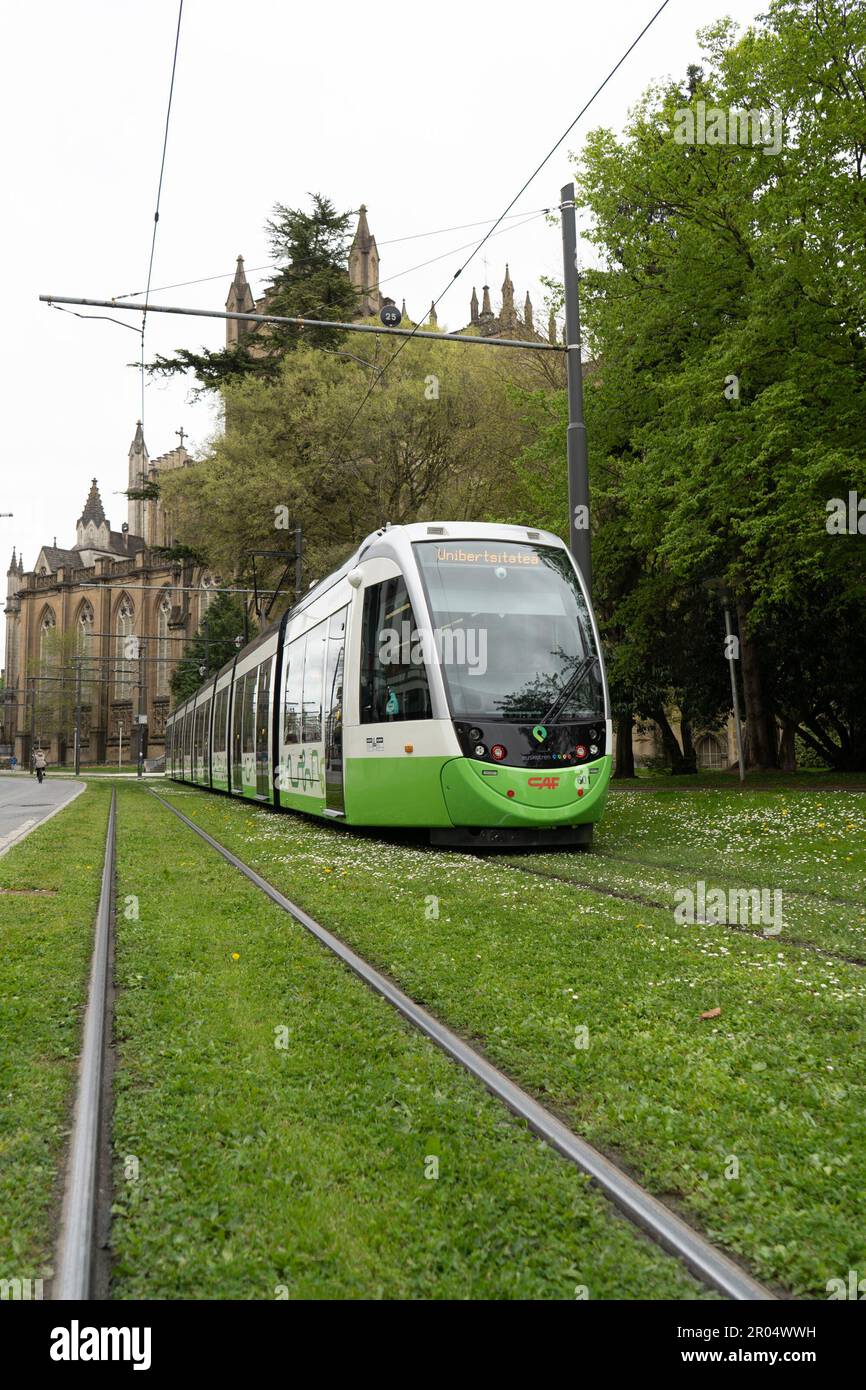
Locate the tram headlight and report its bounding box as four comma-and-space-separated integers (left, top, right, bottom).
491, 743, 507, 761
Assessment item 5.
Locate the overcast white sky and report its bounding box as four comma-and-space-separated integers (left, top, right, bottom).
1, 0, 769, 655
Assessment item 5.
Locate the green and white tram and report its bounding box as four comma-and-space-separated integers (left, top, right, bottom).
165, 522, 611, 847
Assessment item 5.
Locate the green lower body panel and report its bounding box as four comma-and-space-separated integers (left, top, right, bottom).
343, 754, 611, 829
344, 756, 454, 826
440, 755, 612, 828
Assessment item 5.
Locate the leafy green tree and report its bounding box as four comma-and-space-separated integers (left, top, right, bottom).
171, 591, 250, 704
160, 335, 539, 606
149, 194, 360, 395
513, 2, 866, 770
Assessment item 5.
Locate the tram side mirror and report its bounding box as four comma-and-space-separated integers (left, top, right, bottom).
348, 568, 363, 589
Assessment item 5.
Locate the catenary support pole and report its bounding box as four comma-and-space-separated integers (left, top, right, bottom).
560, 182, 591, 592
723, 599, 746, 783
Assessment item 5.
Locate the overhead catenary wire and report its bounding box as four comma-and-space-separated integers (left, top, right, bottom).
138, 0, 185, 425
320, 0, 673, 472
110, 207, 553, 302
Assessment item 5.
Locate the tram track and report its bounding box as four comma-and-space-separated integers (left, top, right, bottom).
496, 859, 866, 969
52, 789, 116, 1300
594, 848, 865, 912
149, 787, 776, 1303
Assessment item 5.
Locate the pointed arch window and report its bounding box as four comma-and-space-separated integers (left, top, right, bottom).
115, 598, 135, 699
77, 601, 94, 645
156, 592, 172, 697
76, 602, 95, 705
200, 573, 218, 615
39, 607, 57, 663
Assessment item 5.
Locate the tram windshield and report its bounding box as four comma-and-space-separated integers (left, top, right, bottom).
413, 541, 605, 722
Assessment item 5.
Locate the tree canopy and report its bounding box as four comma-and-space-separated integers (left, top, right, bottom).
170, 590, 250, 703
148, 194, 360, 395
509, 0, 866, 770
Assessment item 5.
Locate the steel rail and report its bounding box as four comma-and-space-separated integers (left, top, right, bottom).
150, 787, 775, 1302
496, 860, 866, 969
53, 788, 116, 1300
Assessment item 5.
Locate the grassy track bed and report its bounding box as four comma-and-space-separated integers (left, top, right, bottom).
153, 783, 866, 1298
589, 788, 866, 900
520, 789, 866, 962
0, 784, 110, 1283
111, 786, 705, 1300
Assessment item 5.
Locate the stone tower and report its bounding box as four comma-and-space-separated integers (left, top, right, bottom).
4, 549, 23, 712
76, 479, 112, 557
500, 265, 517, 330
225, 255, 255, 348
127, 421, 149, 539
348, 205, 381, 317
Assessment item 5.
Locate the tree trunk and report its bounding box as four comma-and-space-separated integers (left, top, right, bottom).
614, 716, 635, 778
736, 599, 779, 769
778, 717, 797, 772
679, 714, 698, 774
651, 707, 688, 773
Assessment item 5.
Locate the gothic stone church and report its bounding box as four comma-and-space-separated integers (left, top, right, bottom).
2, 426, 215, 766
2, 207, 548, 766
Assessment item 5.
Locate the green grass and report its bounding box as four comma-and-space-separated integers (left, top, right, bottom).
616, 768, 866, 790
152, 781, 866, 1298
512, 789, 866, 961
0, 784, 110, 1283
111, 786, 706, 1300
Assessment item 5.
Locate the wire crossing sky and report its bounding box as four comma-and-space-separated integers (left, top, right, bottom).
2, 0, 768, 656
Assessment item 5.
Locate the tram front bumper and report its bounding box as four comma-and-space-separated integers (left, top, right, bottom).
440, 755, 612, 829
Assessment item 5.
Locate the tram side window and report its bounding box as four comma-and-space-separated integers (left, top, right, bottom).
183, 710, 193, 776
166, 722, 173, 774
242, 670, 256, 756
283, 635, 306, 745
199, 701, 211, 777
360, 577, 432, 723
302, 623, 326, 742
213, 688, 228, 755
231, 677, 244, 788
256, 661, 270, 759
194, 702, 207, 773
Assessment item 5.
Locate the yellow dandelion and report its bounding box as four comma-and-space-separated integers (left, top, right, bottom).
231, 952, 240, 961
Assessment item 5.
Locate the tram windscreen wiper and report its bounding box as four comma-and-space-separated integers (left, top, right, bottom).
539, 654, 598, 726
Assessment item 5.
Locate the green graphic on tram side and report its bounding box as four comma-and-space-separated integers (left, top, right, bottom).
280, 747, 324, 792
532, 724, 547, 743
385, 690, 399, 716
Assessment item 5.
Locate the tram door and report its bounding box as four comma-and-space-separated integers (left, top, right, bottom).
324, 607, 348, 812
255, 660, 271, 798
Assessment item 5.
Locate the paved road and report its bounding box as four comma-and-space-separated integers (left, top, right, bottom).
0, 774, 86, 855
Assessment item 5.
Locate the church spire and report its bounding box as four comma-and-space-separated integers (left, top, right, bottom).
500, 264, 517, 327
225, 255, 255, 347
470, 287, 479, 325
349, 204, 381, 317
129, 420, 147, 458
79, 478, 106, 528
428, 301, 438, 329
524, 292, 534, 332
128, 421, 150, 538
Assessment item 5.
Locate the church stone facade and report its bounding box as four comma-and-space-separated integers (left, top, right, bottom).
2, 206, 551, 767
227, 204, 555, 348
2, 426, 215, 766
